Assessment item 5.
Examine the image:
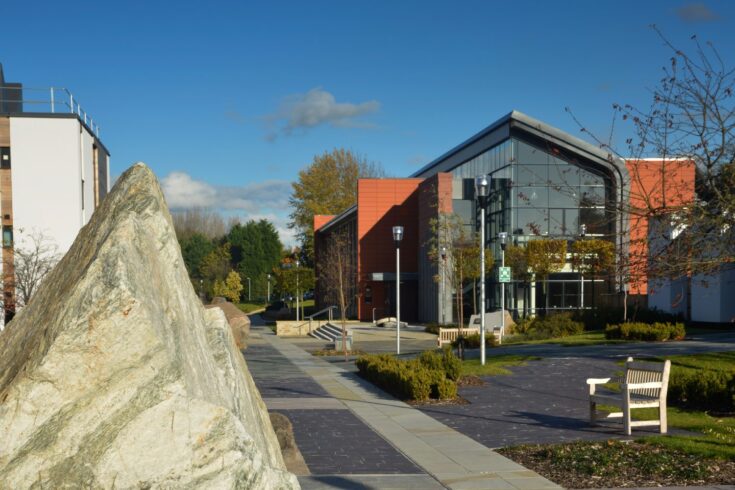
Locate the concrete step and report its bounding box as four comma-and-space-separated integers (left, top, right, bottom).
309, 322, 351, 342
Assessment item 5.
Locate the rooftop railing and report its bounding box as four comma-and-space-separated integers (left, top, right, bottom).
0, 86, 100, 136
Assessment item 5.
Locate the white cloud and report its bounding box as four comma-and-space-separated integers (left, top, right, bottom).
264, 88, 380, 139
675, 3, 719, 22
161, 171, 296, 246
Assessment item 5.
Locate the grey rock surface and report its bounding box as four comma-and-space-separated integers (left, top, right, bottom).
0, 163, 298, 489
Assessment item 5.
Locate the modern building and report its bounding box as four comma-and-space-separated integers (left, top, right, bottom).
314, 111, 695, 324
0, 65, 110, 321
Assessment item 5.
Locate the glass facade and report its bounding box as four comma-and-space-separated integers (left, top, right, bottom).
449, 137, 615, 317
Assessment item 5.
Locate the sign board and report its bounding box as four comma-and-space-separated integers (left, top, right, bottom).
498, 267, 512, 283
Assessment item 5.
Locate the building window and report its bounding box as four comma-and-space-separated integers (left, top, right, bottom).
2, 226, 13, 248
0, 147, 10, 169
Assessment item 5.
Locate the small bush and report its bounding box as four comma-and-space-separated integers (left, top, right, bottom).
441, 346, 463, 381
452, 333, 497, 349
511, 312, 584, 340
574, 306, 685, 330
605, 322, 685, 341
669, 369, 735, 411
356, 352, 459, 401
434, 378, 458, 399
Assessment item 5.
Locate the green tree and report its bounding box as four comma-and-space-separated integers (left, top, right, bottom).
200, 244, 232, 299
179, 232, 214, 282
289, 148, 384, 264
504, 244, 532, 317
273, 265, 315, 311
526, 239, 567, 313
228, 219, 282, 300
213, 270, 244, 303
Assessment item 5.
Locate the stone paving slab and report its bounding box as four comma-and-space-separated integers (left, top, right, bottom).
263, 397, 347, 410
275, 409, 422, 475
256, 326, 561, 489
298, 474, 446, 489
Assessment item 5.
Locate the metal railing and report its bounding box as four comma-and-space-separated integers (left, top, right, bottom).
307, 305, 337, 333
0, 86, 100, 136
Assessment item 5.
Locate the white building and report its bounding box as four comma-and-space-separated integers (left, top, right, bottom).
0, 64, 110, 321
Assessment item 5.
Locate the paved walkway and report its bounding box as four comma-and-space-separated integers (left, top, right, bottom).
246, 320, 560, 490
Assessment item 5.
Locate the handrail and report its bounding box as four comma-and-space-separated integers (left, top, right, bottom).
307, 305, 337, 333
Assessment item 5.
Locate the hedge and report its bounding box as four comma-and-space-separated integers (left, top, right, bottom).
605, 322, 685, 341
452, 333, 498, 349
356, 348, 461, 401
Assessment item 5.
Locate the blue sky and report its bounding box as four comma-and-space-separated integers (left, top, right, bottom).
1, 1, 733, 245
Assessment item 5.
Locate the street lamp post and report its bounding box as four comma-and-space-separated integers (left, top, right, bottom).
393, 226, 404, 355
499, 232, 508, 337
246, 277, 251, 302
580, 224, 586, 310
267, 273, 271, 303
475, 175, 489, 365
295, 259, 300, 322
440, 246, 447, 326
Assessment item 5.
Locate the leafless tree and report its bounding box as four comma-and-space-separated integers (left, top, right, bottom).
7, 230, 61, 309
316, 227, 356, 360
171, 208, 227, 240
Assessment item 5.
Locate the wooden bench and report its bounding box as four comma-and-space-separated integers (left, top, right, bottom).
437, 327, 480, 347
587, 357, 671, 435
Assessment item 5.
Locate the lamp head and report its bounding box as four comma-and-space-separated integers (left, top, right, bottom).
440, 246, 447, 260
295, 259, 300, 268
392, 226, 404, 244
580, 223, 587, 237
475, 175, 489, 198
498, 231, 508, 250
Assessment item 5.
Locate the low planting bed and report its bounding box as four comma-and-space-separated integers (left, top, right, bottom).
499, 439, 735, 489
356, 348, 461, 402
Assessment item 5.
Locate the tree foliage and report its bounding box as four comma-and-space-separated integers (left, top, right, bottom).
571, 239, 615, 278
228, 220, 282, 299
525, 239, 567, 280
179, 232, 214, 281
289, 148, 384, 263
213, 270, 244, 303
172, 208, 227, 240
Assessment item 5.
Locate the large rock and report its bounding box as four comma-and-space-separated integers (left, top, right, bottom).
205, 301, 251, 349
0, 164, 298, 489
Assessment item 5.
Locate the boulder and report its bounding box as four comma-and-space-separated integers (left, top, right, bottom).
205, 301, 251, 349
0, 163, 298, 489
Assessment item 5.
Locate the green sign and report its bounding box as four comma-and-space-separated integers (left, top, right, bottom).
498, 267, 512, 283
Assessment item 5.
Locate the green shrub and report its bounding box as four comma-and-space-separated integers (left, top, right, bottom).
452, 333, 498, 349
668, 369, 735, 411
511, 312, 584, 340
356, 352, 458, 401
605, 322, 685, 341
434, 378, 458, 399
574, 306, 685, 330
441, 346, 462, 381
424, 324, 441, 335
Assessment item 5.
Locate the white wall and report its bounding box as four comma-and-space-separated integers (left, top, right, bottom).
10, 117, 97, 254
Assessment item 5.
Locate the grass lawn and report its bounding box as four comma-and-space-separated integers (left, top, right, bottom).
461, 355, 540, 376
235, 302, 267, 314
502, 330, 628, 347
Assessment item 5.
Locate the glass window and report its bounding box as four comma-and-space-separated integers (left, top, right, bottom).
2, 227, 12, 248
580, 208, 610, 235
514, 186, 548, 208
514, 165, 548, 186
579, 186, 605, 207
517, 141, 548, 166
517, 208, 548, 235
452, 199, 474, 225
579, 168, 605, 186
548, 160, 580, 186
548, 186, 578, 208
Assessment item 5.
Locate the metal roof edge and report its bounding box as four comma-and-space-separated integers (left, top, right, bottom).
316, 204, 357, 233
